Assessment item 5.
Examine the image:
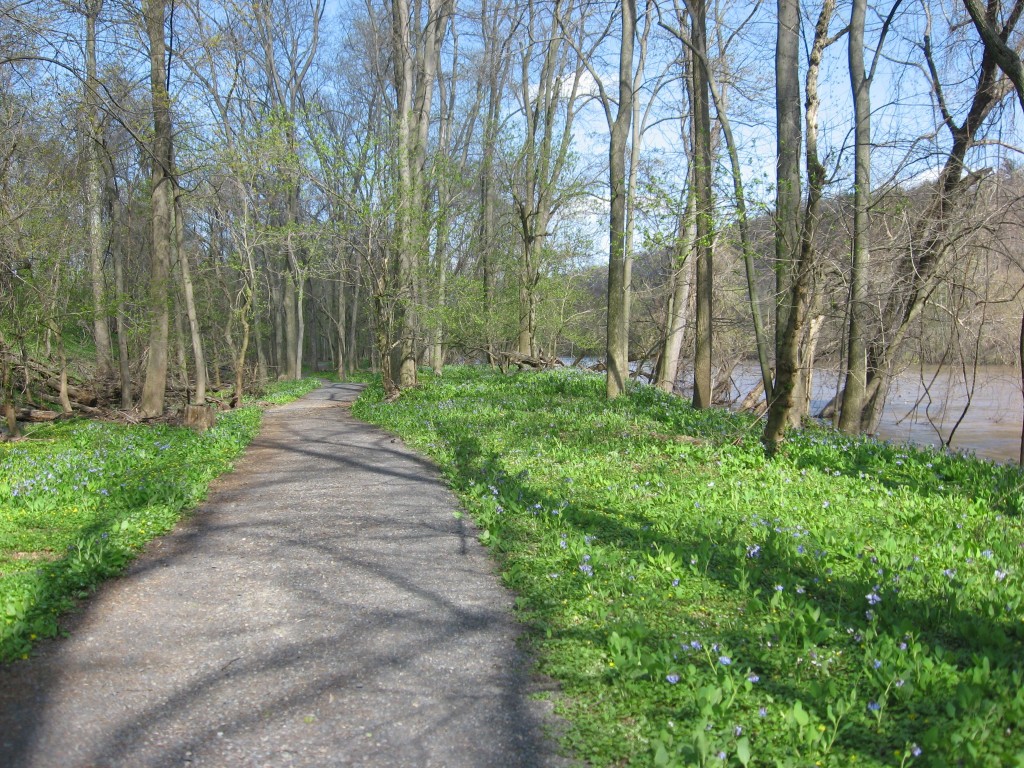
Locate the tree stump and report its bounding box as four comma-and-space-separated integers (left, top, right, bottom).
183, 403, 217, 432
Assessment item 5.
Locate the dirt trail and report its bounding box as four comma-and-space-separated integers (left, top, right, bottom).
0, 383, 565, 767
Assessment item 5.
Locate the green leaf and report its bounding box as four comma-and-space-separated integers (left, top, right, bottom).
793, 700, 809, 727
736, 737, 752, 767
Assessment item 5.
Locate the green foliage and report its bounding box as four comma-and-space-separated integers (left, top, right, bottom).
353, 366, 1024, 767
0, 379, 320, 663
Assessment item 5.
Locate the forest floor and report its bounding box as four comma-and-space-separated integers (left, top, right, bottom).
0, 381, 567, 767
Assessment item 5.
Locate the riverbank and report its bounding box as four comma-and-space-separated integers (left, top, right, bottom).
724, 363, 1024, 464
354, 365, 1024, 767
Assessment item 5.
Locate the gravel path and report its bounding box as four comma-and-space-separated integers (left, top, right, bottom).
0, 383, 567, 768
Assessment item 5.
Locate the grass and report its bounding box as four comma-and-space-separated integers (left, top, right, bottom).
352, 365, 1024, 768
0, 376, 322, 662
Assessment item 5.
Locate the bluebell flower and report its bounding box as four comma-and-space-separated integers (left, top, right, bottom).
747, 674, 759, 683
867, 701, 881, 712
666, 674, 680, 684
718, 656, 732, 666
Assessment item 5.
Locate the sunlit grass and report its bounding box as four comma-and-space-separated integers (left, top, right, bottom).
353, 365, 1024, 767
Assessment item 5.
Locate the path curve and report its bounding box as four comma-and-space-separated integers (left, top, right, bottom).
0, 383, 566, 767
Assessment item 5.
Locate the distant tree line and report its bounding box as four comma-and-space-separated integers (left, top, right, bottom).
1, 0, 1023, 454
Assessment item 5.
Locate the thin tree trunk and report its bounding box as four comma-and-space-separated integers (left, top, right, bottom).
283, 261, 298, 379
839, 0, 870, 433
347, 269, 360, 375
85, 0, 113, 382
690, 0, 713, 409
656, 185, 695, 393
175, 191, 206, 404
113, 215, 131, 409
173, 291, 188, 389
336, 257, 347, 380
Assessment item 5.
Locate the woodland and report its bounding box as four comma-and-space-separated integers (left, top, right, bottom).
2, 0, 1024, 455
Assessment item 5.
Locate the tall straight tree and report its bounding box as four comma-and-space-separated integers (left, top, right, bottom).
689, 0, 713, 409
838, 0, 871, 432
606, 0, 636, 398
390, 0, 448, 390
139, 0, 173, 418
83, 0, 113, 384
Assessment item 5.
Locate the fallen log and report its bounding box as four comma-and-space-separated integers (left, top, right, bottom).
43, 378, 97, 406
500, 351, 565, 370
70, 401, 105, 417
739, 380, 765, 412
14, 407, 62, 422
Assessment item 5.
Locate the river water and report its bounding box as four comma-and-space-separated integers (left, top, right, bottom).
723, 364, 1024, 464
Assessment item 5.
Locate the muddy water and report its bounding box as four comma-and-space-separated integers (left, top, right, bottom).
727, 365, 1024, 464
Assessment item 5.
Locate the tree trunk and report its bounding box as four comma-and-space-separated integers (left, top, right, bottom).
173, 292, 188, 389
839, 0, 870, 433
774, 0, 801, 351
139, 0, 173, 419
113, 207, 132, 409
85, 0, 113, 382
690, 0, 713, 409
347, 268, 360, 376
606, 0, 636, 399
336, 256, 348, 380
656, 184, 695, 393
283, 262, 298, 379
765, 0, 835, 452
175, 191, 206, 404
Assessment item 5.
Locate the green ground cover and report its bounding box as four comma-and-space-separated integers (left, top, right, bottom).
0, 377, 321, 662
353, 366, 1024, 767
